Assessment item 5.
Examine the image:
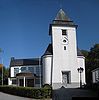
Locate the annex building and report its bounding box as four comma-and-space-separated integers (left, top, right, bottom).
8, 9, 86, 89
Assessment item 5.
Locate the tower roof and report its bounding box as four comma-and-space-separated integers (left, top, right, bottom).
55, 9, 70, 21
52, 9, 75, 26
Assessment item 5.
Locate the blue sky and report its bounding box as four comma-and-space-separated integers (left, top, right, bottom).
0, 0, 99, 67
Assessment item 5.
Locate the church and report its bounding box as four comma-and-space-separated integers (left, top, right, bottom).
8, 9, 85, 89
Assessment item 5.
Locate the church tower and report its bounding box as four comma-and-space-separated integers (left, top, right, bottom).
42, 9, 85, 89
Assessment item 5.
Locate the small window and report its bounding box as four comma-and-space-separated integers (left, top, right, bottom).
36, 66, 40, 76
62, 30, 67, 35
64, 46, 66, 50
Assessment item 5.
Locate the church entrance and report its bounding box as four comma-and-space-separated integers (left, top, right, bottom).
62, 71, 71, 85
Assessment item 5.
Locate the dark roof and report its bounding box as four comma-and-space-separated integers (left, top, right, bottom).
55, 9, 70, 21
10, 58, 41, 67
52, 9, 75, 25
43, 44, 84, 56
43, 44, 53, 56
77, 48, 84, 56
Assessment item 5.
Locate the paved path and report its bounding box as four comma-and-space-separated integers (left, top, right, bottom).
0, 92, 34, 100
52, 87, 98, 100
0, 92, 51, 100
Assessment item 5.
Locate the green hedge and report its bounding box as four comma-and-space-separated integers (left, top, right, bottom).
0, 85, 52, 99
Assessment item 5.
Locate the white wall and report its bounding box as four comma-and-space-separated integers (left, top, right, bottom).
10, 67, 14, 77
8, 78, 12, 85
92, 71, 96, 83
51, 26, 78, 84
92, 68, 99, 83
10, 66, 21, 77
42, 55, 52, 85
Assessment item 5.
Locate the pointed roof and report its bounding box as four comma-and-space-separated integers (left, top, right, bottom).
52, 9, 75, 26
49, 9, 77, 35
55, 9, 70, 21
43, 44, 53, 56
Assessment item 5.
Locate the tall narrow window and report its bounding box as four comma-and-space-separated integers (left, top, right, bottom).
36, 66, 40, 76
64, 46, 66, 50
14, 68, 19, 77
62, 29, 67, 35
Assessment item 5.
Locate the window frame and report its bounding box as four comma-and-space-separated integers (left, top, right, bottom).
62, 29, 67, 36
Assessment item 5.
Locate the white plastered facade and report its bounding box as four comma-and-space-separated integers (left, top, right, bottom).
42, 25, 86, 89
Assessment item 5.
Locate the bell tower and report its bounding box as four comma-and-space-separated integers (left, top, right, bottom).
49, 9, 79, 88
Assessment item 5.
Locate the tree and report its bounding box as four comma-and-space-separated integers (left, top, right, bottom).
0, 66, 9, 85
85, 44, 99, 84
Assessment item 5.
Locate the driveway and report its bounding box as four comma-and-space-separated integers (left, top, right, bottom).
52, 87, 98, 100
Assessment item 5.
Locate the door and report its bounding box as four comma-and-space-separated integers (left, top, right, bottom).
62, 71, 71, 85
62, 73, 67, 85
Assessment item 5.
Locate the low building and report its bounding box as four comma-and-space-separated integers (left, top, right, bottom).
8, 57, 41, 87
92, 68, 99, 83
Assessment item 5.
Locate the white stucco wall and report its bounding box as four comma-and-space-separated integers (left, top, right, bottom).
51, 26, 78, 84
77, 56, 86, 84
42, 55, 52, 85
92, 68, 99, 83
10, 67, 14, 77
10, 66, 21, 77
92, 71, 96, 83
8, 78, 12, 85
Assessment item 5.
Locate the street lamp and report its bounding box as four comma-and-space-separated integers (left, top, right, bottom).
77, 67, 84, 88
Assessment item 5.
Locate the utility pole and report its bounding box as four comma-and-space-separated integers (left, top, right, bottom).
0, 48, 3, 86
39, 57, 41, 88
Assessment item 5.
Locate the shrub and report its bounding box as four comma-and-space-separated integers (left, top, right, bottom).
0, 85, 52, 99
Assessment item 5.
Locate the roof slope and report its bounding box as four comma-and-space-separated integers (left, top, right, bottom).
55, 9, 70, 21
52, 9, 75, 25
43, 44, 53, 56
10, 58, 41, 67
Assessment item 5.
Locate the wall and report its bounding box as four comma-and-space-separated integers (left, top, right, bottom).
92, 68, 99, 83
42, 55, 52, 85
51, 25, 78, 86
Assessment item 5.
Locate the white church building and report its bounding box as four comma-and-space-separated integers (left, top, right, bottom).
8, 9, 85, 89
